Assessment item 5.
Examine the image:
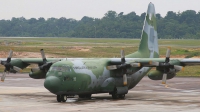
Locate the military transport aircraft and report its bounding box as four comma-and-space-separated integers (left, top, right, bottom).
1, 2, 200, 102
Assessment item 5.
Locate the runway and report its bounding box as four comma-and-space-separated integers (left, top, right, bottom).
0, 74, 200, 112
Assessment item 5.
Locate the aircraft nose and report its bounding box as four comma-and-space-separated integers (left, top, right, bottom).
44, 76, 61, 94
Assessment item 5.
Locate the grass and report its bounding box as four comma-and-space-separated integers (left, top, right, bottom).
0, 37, 200, 76
177, 66, 200, 77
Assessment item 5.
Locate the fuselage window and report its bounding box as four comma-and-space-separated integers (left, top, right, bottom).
50, 65, 71, 72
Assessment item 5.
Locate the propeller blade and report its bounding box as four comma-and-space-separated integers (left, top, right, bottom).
123, 74, 127, 86
149, 61, 159, 66
40, 49, 47, 63
130, 63, 141, 67
106, 65, 117, 70
121, 49, 125, 63
7, 49, 13, 63
165, 47, 171, 63
1, 72, 7, 82
162, 73, 167, 84
13, 66, 22, 72
31, 67, 40, 72
121, 49, 125, 58
174, 65, 184, 71
166, 47, 171, 58
8, 49, 13, 58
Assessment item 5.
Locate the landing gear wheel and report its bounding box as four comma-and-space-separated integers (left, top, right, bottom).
119, 94, 125, 99
61, 95, 67, 102
57, 95, 61, 102
112, 93, 119, 99
79, 95, 85, 98
85, 94, 92, 98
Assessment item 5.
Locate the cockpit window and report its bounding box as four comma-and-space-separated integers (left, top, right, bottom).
50, 65, 71, 72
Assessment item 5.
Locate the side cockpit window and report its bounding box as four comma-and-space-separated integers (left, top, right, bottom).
62, 65, 71, 72
50, 65, 71, 72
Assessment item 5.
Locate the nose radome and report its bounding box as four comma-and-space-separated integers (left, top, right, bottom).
44, 76, 61, 94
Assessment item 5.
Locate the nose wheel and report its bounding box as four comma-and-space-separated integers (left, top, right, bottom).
57, 95, 67, 102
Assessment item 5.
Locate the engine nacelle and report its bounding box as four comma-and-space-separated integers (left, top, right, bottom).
29, 70, 46, 79
148, 69, 176, 80
10, 59, 29, 73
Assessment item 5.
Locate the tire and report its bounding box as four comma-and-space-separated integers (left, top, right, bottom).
112, 93, 119, 99
86, 94, 92, 98
61, 95, 67, 102
57, 95, 61, 102
119, 94, 125, 99
79, 95, 85, 98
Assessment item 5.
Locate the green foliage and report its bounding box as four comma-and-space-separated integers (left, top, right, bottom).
0, 10, 200, 38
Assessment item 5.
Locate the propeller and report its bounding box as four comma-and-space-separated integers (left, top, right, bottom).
162, 47, 171, 84
1, 49, 22, 82
121, 49, 127, 86
107, 49, 141, 86
149, 47, 184, 84
31, 49, 59, 72
107, 49, 140, 70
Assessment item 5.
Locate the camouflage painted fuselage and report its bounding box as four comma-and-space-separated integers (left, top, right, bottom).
44, 58, 150, 95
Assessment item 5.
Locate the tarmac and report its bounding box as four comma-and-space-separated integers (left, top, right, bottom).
0, 74, 200, 112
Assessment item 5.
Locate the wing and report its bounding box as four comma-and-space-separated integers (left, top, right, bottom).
0, 49, 64, 81
110, 58, 200, 68
132, 58, 200, 67
179, 58, 200, 66
0, 58, 64, 73
108, 57, 200, 84
21, 58, 64, 64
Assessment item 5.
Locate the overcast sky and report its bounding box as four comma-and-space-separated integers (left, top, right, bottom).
0, 0, 199, 20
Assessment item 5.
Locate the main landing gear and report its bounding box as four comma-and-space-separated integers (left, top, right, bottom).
57, 95, 67, 102
112, 93, 125, 99
56, 94, 91, 102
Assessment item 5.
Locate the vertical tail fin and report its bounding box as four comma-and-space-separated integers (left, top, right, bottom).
126, 2, 159, 58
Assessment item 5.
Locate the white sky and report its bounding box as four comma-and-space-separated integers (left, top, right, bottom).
0, 0, 199, 20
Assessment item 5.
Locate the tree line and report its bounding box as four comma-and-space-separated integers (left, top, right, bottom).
0, 10, 200, 39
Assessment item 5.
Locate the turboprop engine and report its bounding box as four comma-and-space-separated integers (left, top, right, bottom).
29, 49, 60, 79
147, 69, 177, 80
148, 47, 184, 84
